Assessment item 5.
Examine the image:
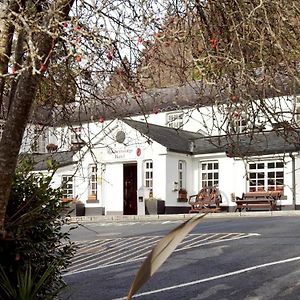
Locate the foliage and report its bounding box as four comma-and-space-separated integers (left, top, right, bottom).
0, 263, 61, 300
0, 165, 76, 299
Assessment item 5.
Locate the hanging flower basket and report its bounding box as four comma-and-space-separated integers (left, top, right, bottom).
177, 189, 188, 202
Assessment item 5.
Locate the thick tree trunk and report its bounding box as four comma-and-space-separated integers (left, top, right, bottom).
0, 69, 40, 236
0, 1, 18, 109
0, 0, 75, 237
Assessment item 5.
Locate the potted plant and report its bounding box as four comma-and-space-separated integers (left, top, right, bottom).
178, 188, 188, 202
145, 197, 165, 215
75, 199, 85, 216
62, 197, 85, 216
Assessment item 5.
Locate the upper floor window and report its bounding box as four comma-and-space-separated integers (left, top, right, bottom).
200, 161, 219, 188
61, 175, 73, 199
294, 95, 300, 125
0, 121, 4, 140
31, 126, 48, 153
229, 110, 248, 134
178, 160, 186, 189
144, 160, 153, 189
70, 127, 83, 144
166, 112, 184, 129
248, 161, 284, 192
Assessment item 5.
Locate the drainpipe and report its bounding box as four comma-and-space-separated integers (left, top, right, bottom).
289, 153, 296, 210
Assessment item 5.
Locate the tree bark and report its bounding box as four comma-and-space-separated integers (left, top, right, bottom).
0, 1, 18, 109
0, 0, 75, 237
0, 68, 39, 236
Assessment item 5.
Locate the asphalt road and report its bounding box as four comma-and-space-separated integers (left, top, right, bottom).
61, 216, 300, 300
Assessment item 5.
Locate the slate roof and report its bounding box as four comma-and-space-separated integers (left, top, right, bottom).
125, 119, 300, 157
193, 130, 300, 156
123, 119, 204, 154
20, 151, 76, 171
6, 69, 293, 126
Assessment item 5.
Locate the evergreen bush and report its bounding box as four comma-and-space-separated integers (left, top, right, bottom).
0, 165, 76, 299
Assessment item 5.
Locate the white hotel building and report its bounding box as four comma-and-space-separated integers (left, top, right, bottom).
3, 85, 300, 215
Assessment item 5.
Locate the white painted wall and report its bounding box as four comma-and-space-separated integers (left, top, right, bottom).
20, 94, 300, 214
102, 163, 124, 214
165, 153, 192, 208
192, 153, 237, 208
294, 153, 300, 206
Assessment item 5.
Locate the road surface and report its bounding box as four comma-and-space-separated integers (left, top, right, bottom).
61, 216, 300, 300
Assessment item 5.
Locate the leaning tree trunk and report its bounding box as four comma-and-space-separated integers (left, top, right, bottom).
0, 0, 75, 237
0, 69, 40, 236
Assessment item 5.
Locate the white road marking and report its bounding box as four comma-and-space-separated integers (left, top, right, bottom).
63, 257, 144, 276
68, 237, 154, 271
177, 233, 259, 251
75, 239, 118, 256
86, 220, 183, 227
69, 237, 160, 272
112, 255, 300, 299
178, 233, 221, 248
64, 233, 260, 277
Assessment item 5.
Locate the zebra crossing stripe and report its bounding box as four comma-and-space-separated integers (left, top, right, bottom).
64, 233, 260, 276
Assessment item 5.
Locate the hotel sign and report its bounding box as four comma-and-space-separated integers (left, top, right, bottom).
107, 148, 134, 159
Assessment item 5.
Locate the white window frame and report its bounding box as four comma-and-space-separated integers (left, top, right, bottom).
61, 175, 73, 199
229, 110, 248, 133
200, 161, 219, 188
294, 95, 300, 125
166, 112, 184, 129
0, 121, 4, 140
178, 160, 186, 189
70, 127, 82, 144
248, 161, 284, 192
31, 126, 48, 153
88, 164, 97, 199
144, 160, 153, 190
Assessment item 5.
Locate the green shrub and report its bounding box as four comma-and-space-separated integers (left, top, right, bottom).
0, 167, 76, 299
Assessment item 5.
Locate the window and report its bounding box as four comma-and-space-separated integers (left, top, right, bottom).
294, 95, 300, 124
144, 160, 153, 189
248, 161, 284, 192
200, 161, 219, 187
31, 126, 48, 153
178, 160, 186, 189
88, 164, 97, 199
70, 127, 83, 144
0, 121, 4, 140
166, 112, 184, 129
62, 175, 73, 199
229, 111, 248, 133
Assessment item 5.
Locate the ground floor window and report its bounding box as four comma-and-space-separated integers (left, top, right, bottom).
144, 160, 153, 189
248, 161, 284, 192
178, 160, 186, 189
200, 161, 219, 187
62, 175, 73, 199
88, 164, 97, 199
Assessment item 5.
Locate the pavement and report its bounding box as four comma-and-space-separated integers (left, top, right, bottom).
69, 210, 300, 223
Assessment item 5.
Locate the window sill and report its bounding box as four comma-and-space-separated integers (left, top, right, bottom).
87, 199, 100, 204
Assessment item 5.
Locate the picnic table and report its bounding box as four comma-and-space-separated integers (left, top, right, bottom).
234, 191, 282, 212
189, 186, 222, 213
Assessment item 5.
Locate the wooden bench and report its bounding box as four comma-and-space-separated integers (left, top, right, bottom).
189, 187, 222, 213
235, 191, 282, 212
